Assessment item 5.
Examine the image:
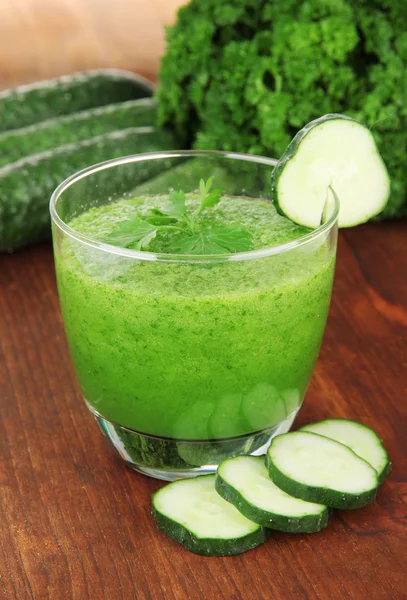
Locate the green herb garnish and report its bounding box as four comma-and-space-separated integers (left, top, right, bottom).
105, 178, 253, 255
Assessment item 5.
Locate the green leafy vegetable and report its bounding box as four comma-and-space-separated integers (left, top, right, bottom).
170, 225, 253, 255
157, 0, 407, 220
197, 177, 224, 213
167, 190, 187, 217
105, 178, 253, 254
105, 215, 158, 250
145, 208, 176, 226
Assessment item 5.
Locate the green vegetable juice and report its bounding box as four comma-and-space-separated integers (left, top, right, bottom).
55, 194, 335, 440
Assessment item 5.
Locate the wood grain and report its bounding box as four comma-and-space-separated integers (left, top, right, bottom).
0, 0, 187, 90
0, 1, 406, 597
1, 223, 406, 600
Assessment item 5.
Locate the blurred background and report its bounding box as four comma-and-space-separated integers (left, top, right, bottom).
0, 0, 186, 89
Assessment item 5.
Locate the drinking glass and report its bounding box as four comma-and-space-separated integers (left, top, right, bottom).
50, 150, 338, 480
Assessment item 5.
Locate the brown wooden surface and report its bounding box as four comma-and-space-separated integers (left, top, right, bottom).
1, 223, 407, 600
0, 0, 406, 597
0, 0, 186, 89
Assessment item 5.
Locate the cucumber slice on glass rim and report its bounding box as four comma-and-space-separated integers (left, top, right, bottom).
152, 474, 269, 556
271, 114, 391, 228
300, 419, 391, 485
216, 455, 329, 533
266, 431, 379, 509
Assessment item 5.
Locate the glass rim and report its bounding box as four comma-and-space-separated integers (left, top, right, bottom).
49, 149, 340, 263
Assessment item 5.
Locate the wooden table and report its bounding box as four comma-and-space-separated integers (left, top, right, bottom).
1, 222, 406, 599
0, 0, 406, 596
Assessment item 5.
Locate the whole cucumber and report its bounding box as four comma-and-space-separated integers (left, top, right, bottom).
0, 69, 154, 133
0, 127, 179, 252
0, 98, 157, 167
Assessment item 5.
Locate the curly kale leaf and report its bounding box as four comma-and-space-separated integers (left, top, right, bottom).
157, 0, 407, 219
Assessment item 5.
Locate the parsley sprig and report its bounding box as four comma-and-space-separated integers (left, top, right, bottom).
106, 178, 252, 255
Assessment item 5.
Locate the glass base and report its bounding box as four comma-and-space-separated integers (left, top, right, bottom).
91, 408, 298, 481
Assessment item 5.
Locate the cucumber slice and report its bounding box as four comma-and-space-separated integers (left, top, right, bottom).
172, 400, 215, 440
242, 383, 287, 431
152, 475, 269, 556
280, 388, 302, 418
216, 456, 329, 533
272, 114, 391, 228
300, 419, 391, 484
209, 393, 244, 438
266, 431, 379, 509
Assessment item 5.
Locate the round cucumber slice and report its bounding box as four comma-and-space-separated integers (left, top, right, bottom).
300, 419, 391, 485
272, 114, 391, 228
242, 383, 287, 431
152, 474, 269, 556
172, 400, 215, 439
280, 388, 302, 418
209, 393, 244, 438
266, 431, 379, 509
216, 455, 329, 533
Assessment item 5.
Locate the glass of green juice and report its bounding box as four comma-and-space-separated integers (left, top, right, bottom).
50, 151, 339, 480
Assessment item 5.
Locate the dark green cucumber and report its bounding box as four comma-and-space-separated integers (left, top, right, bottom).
0, 127, 179, 252
0, 69, 154, 133
152, 475, 269, 556
266, 431, 379, 510
300, 419, 391, 485
0, 98, 157, 166
271, 113, 391, 228
216, 456, 329, 533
